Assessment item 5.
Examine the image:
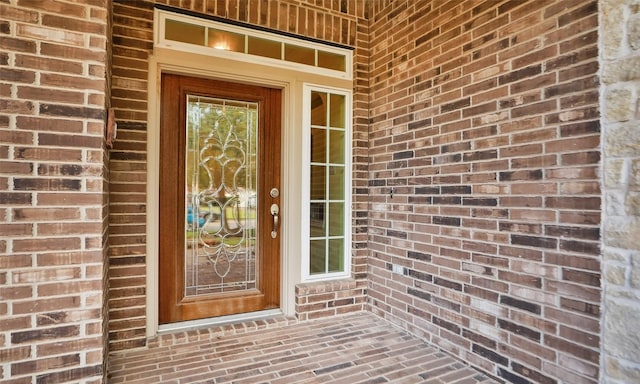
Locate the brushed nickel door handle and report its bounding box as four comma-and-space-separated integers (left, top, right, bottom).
270, 203, 279, 238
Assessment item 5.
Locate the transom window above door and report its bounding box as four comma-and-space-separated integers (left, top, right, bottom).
154, 6, 353, 80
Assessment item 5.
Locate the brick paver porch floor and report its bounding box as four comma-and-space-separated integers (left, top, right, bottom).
108, 312, 500, 384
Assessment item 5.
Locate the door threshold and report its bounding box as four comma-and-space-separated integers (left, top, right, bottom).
157, 309, 284, 334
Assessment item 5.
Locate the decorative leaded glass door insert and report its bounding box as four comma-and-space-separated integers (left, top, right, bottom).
185, 96, 258, 297
159, 74, 281, 324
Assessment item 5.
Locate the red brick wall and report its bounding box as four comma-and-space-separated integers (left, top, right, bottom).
0, 0, 110, 382
107, 0, 152, 351
109, 0, 369, 351
367, 1, 600, 383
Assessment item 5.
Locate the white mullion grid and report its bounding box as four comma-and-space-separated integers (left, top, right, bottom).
324, 95, 331, 273
309, 119, 327, 269
303, 85, 352, 281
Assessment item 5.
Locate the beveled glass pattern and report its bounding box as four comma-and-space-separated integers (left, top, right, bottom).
308, 90, 347, 276
185, 95, 258, 297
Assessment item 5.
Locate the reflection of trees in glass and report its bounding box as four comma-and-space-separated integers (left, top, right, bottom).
185, 96, 259, 279
186, 98, 257, 200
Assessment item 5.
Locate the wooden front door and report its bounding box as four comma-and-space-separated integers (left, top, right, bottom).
159, 73, 281, 324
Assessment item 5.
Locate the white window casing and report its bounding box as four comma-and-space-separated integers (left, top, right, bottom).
301, 84, 353, 282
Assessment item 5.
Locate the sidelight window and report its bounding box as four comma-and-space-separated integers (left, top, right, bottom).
303, 85, 351, 281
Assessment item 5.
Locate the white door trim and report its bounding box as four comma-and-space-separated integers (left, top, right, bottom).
146, 48, 352, 337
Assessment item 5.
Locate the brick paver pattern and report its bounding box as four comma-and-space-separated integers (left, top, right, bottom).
108, 312, 499, 383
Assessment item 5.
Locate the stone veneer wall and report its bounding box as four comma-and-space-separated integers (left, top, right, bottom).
109, 0, 370, 351
600, 0, 640, 382
0, 0, 110, 383
367, 1, 602, 383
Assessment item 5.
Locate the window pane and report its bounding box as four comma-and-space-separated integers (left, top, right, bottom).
311, 128, 326, 163
166, 20, 205, 46
318, 50, 346, 71
328, 239, 344, 272
310, 91, 327, 126
328, 167, 344, 200
309, 203, 325, 237
310, 165, 326, 200
306, 88, 349, 279
285, 44, 315, 66
329, 130, 345, 164
310, 239, 326, 274
185, 95, 258, 296
329, 93, 345, 128
208, 28, 244, 52
328, 203, 344, 236
247, 36, 281, 59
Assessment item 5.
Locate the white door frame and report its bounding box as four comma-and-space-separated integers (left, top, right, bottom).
145, 47, 352, 336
